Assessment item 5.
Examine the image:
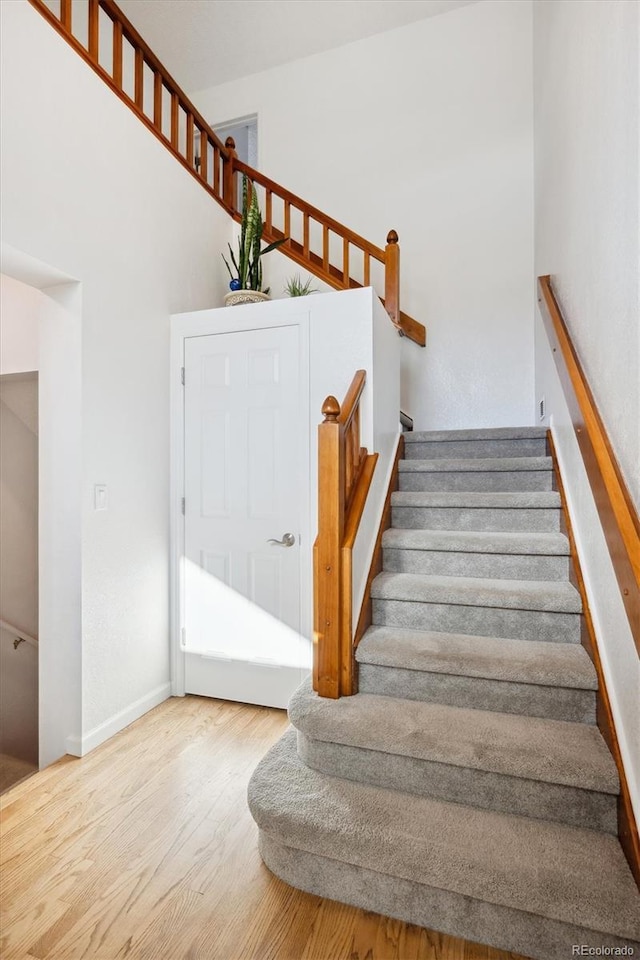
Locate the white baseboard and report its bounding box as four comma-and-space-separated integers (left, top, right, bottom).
65, 682, 172, 757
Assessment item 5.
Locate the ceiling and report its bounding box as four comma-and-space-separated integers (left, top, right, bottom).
117, 0, 479, 93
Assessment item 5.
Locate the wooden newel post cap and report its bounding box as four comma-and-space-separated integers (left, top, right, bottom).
322, 396, 341, 422
225, 136, 236, 151
386, 229, 399, 245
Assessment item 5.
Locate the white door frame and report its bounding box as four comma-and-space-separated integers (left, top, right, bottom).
170, 303, 311, 697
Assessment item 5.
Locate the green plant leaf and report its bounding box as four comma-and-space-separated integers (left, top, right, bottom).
285, 272, 318, 296
221, 254, 234, 280
227, 242, 240, 275
223, 176, 288, 292
262, 238, 288, 255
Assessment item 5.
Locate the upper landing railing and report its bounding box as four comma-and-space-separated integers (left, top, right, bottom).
29, 0, 426, 347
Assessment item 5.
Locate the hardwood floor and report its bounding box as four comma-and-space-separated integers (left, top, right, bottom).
0, 696, 525, 960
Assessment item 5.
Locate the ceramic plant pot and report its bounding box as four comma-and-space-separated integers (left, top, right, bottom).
224, 290, 270, 307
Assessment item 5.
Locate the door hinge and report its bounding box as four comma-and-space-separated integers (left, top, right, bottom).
181, 497, 185, 515
181, 367, 185, 386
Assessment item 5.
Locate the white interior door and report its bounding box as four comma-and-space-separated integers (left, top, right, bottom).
182, 324, 306, 707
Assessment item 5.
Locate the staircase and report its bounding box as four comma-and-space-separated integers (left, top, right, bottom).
248, 427, 640, 960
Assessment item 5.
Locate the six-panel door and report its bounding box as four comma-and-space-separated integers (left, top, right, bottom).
182, 325, 304, 705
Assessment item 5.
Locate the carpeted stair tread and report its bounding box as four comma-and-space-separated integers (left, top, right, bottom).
405, 427, 548, 442
391, 490, 561, 509
288, 680, 617, 793
0, 754, 38, 793
356, 625, 597, 689
383, 528, 569, 556
399, 456, 553, 473
259, 834, 635, 960
249, 731, 640, 942
249, 422, 636, 955
371, 572, 581, 613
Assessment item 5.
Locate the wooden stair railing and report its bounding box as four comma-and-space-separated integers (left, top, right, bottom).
537, 276, 640, 648
538, 275, 640, 887
27, 0, 426, 347
313, 371, 378, 698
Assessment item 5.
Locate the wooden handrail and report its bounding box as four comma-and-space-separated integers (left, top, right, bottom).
27, 0, 426, 348
339, 369, 367, 426
0, 619, 38, 649
232, 161, 386, 262
97, 0, 228, 157
314, 373, 378, 698
537, 276, 640, 652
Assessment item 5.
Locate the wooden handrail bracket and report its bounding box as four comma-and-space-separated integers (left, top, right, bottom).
27, 0, 426, 349
537, 276, 640, 650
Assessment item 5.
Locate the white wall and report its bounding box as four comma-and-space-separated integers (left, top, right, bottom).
351, 296, 401, 626
192, 0, 535, 431
535, 314, 640, 823
0, 274, 40, 375
533, 0, 640, 820
534, 0, 639, 509
1, 0, 234, 759
37, 281, 83, 766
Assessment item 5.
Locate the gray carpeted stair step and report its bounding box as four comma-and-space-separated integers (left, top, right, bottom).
0, 753, 38, 793
249, 423, 636, 958
289, 679, 617, 832
383, 528, 570, 580
357, 625, 596, 687
404, 427, 548, 461
407, 428, 549, 442
391, 490, 561, 532
356, 625, 595, 721
249, 731, 640, 960
371, 572, 581, 643
399, 456, 554, 492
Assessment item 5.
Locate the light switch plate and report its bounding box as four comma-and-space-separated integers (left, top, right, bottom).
94, 484, 108, 511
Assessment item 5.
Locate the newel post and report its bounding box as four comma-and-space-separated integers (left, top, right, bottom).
313, 396, 344, 699
223, 136, 238, 212
385, 229, 401, 332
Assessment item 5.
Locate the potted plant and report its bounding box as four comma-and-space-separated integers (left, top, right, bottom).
284, 273, 318, 297
222, 175, 287, 306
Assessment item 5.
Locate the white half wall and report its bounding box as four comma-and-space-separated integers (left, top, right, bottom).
171, 287, 399, 691
192, 0, 535, 431
1, 0, 234, 758
351, 296, 401, 626
534, 0, 639, 509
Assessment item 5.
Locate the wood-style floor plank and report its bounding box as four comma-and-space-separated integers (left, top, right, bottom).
0, 695, 526, 960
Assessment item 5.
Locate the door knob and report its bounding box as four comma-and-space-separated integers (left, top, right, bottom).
267, 532, 296, 547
